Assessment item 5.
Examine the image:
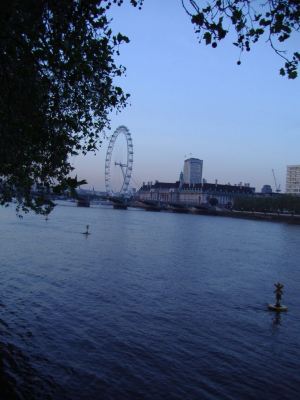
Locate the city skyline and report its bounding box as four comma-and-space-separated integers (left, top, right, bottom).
72, 1, 300, 193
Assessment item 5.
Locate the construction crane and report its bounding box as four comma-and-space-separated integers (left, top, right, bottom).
272, 169, 281, 193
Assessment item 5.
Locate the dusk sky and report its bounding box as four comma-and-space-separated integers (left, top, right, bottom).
73, 0, 300, 193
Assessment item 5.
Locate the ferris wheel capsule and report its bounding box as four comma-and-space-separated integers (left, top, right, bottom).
104, 126, 133, 196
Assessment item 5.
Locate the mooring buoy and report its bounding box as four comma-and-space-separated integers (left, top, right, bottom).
268, 282, 288, 312
82, 224, 91, 235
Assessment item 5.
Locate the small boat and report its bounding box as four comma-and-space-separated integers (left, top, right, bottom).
113, 203, 128, 210
77, 197, 90, 207
268, 304, 288, 312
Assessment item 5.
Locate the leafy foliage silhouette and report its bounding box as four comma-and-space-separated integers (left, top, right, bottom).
0, 0, 130, 214
234, 194, 300, 214
182, 0, 300, 78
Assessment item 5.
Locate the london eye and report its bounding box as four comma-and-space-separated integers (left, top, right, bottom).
104, 126, 133, 196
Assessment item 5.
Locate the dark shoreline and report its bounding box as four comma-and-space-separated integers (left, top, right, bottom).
199, 209, 300, 224
133, 202, 300, 224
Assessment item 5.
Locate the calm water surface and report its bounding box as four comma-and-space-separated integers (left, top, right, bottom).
0, 203, 300, 399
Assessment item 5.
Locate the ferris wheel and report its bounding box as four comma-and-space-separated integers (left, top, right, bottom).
105, 125, 133, 196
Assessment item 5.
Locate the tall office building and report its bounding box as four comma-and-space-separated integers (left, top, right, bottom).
183, 158, 203, 185
286, 165, 300, 194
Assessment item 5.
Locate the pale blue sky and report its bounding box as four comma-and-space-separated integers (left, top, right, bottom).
73, 0, 300, 193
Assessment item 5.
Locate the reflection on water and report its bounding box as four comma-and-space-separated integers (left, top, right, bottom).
272, 312, 282, 327
1, 203, 300, 399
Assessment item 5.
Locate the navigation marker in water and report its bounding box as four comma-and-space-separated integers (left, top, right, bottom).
268, 282, 288, 312
82, 225, 91, 235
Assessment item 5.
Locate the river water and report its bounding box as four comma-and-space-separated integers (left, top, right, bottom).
0, 203, 300, 399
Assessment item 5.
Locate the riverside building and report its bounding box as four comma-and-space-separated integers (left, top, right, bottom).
138, 181, 255, 207
286, 165, 300, 194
